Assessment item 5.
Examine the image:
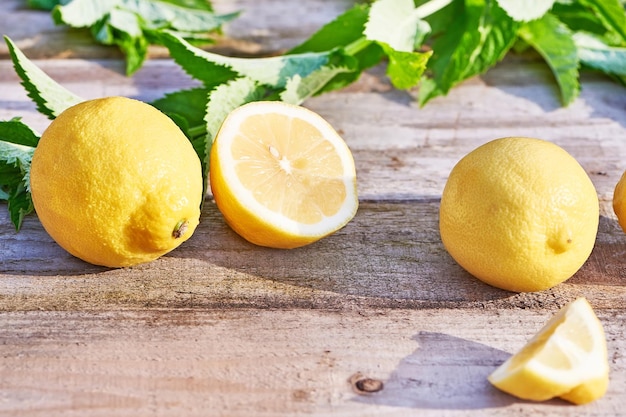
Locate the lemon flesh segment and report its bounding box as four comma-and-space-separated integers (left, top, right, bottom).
210, 101, 358, 249
488, 298, 609, 404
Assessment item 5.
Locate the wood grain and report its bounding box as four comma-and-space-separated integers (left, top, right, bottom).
0, 308, 624, 417
2, 200, 625, 311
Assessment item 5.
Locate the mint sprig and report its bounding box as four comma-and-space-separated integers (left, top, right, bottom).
44, 0, 238, 75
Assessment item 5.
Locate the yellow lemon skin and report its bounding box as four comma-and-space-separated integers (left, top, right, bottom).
439, 137, 599, 292
30, 97, 203, 268
612, 170, 626, 233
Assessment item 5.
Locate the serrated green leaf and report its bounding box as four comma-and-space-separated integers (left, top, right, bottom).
280, 52, 357, 104
160, 32, 340, 90
4, 36, 83, 119
496, 0, 556, 22
364, 0, 424, 52
518, 13, 580, 105
0, 139, 35, 231
0, 119, 40, 147
7, 182, 34, 232
574, 32, 626, 76
419, 0, 519, 106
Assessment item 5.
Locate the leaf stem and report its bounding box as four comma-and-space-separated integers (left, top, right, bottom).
344, 36, 373, 56
343, 0, 455, 56
414, 0, 455, 19
188, 124, 206, 138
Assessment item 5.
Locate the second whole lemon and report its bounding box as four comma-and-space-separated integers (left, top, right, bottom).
439, 137, 599, 292
29, 96, 203, 267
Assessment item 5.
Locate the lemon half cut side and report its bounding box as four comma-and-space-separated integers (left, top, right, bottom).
488, 298, 609, 404
209, 101, 359, 249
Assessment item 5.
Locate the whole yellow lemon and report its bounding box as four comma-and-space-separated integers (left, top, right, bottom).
439, 137, 599, 292
30, 96, 203, 267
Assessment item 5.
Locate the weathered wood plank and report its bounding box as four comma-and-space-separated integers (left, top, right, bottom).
1, 200, 625, 311
0, 308, 623, 417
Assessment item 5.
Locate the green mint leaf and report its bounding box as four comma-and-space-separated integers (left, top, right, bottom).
160, 32, 339, 90
119, 0, 238, 33
364, 0, 424, 52
0, 128, 36, 231
381, 44, 432, 89
519, 13, 580, 105
577, 0, 626, 42
7, 182, 34, 232
157, 31, 241, 85
4, 36, 83, 119
574, 32, 626, 76
151, 87, 211, 137
419, 0, 519, 106
0, 118, 40, 147
280, 51, 358, 104
52, 0, 119, 27
288, 5, 370, 54
52, 0, 237, 75
288, 5, 384, 95
496, 0, 556, 22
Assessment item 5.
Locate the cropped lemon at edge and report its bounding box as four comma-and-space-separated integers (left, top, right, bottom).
488, 298, 609, 404
612, 169, 626, 233
29, 96, 203, 268
209, 101, 358, 249
439, 137, 599, 293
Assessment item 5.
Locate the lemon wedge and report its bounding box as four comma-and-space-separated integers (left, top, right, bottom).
488, 298, 609, 404
209, 101, 358, 249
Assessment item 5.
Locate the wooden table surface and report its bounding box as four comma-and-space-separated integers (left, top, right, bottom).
1, 1, 625, 416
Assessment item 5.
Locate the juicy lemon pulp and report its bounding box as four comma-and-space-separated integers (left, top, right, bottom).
488, 298, 609, 404
210, 101, 358, 249
232, 113, 347, 224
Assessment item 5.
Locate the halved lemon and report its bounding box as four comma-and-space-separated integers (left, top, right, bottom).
209, 101, 358, 249
488, 298, 609, 404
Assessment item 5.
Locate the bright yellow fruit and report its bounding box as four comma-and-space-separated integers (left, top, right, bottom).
30, 96, 203, 267
210, 101, 358, 249
439, 137, 599, 292
612, 170, 626, 233
488, 298, 609, 404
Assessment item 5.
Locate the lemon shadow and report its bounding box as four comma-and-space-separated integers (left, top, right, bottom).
172, 200, 516, 307
352, 331, 569, 410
